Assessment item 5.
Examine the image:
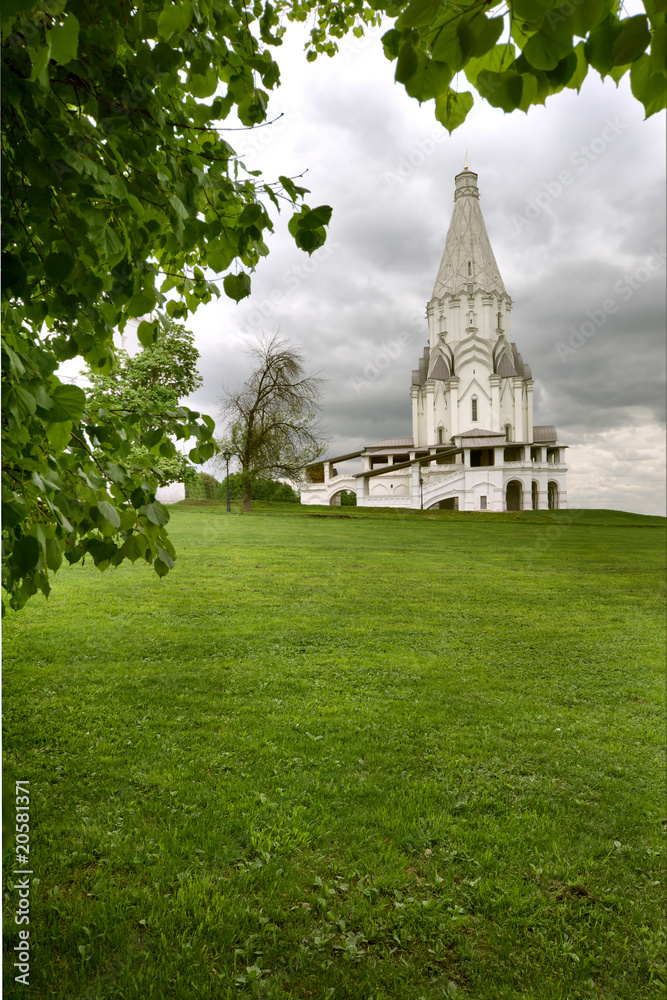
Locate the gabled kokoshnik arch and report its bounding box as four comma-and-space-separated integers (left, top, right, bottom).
301, 167, 568, 511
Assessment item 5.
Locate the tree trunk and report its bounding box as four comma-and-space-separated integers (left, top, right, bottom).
242, 477, 252, 512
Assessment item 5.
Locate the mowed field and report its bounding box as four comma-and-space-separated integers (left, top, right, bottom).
3, 504, 665, 1000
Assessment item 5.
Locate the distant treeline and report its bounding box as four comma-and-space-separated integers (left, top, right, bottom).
184, 470, 300, 503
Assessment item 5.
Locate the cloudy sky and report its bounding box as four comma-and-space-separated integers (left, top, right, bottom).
142, 19, 667, 514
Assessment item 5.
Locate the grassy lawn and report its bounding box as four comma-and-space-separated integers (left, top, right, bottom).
3, 504, 665, 999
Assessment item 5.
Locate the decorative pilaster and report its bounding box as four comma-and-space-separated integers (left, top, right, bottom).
448, 377, 459, 437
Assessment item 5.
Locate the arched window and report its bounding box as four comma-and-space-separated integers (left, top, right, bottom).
437, 427, 444, 445
471, 397, 478, 421
467, 260, 472, 276
505, 424, 512, 442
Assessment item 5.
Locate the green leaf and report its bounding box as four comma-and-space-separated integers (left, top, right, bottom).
476, 70, 524, 112
189, 69, 219, 99
239, 204, 263, 228
50, 14, 80, 65
155, 546, 176, 577
143, 502, 169, 527
223, 272, 252, 302
630, 54, 667, 116
464, 44, 515, 88
208, 242, 236, 273
29, 43, 51, 84
298, 206, 333, 230
293, 228, 326, 253
430, 23, 464, 71
45, 538, 63, 572
400, 0, 442, 29
404, 57, 452, 102
585, 16, 622, 77
566, 42, 590, 91
144, 428, 163, 448
127, 290, 157, 319
523, 24, 574, 71
10, 535, 41, 575
396, 40, 419, 84
434, 89, 474, 133
46, 421, 73, 453
44, 252, 75, 281
650, 23, 667, 73
93, 225, 125, 263
137, 320, 158, 347
158, 1, 193, 39
468, 16, 506, 59
612, 15, 651, 66
96, 500, 121, 529
51, 384, 86, 421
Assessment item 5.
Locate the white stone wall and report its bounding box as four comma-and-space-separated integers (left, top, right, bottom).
156, 482, 186, 505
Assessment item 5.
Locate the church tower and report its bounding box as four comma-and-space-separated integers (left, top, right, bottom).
411, 167, 531, 446
301, 166, 568, 512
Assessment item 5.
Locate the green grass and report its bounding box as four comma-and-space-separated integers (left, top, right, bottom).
3, 504, 666, 999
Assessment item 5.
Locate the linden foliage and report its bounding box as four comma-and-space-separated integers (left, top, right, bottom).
1, 0, 332, 611
286, 1, 667, 130
86, 313, 203, 487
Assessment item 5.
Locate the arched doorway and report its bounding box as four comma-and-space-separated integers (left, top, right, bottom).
330, 490, 357, 507
506, 480, 522, 511
548, 481, 559, 510
429, 497, 459, 510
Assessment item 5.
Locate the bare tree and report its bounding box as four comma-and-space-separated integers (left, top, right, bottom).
217, 334, 326, 511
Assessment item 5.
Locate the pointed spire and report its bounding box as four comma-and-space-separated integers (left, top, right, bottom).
432, 170, 506, 300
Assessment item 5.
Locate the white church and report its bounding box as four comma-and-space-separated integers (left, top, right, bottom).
301, 167, 568, 511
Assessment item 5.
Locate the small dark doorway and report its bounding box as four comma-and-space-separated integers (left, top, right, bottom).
506, 480, 522, 511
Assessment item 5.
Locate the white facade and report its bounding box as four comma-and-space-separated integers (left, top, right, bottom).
301, 168, 567, 511
156, 482, 186, 504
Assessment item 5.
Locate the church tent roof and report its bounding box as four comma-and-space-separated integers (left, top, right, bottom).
432, 169, 506, 301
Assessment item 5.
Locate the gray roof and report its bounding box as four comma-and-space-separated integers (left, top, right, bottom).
366, 438, 414, 449
533, 425, 558, 443
429, 354, 450, 380
496, 353, 518, 377
412, 345, 430, 386
460, 437, 509, 448
455, 428, 505, 439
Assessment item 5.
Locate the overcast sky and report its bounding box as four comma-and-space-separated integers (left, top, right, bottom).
120, 18, 666, 515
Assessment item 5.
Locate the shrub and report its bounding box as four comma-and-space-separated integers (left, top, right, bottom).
215, 474, 299, 503
185, 471, 220, 500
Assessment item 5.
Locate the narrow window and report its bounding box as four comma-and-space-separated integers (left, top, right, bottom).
480, 496, 487, 510
505, 424, 512, 442
471, 398, 478, 421
467, 261, 472, 276
437, 428, 443, 445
